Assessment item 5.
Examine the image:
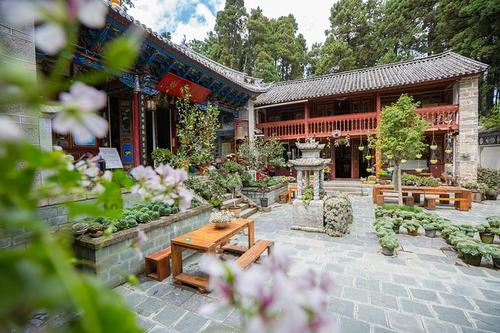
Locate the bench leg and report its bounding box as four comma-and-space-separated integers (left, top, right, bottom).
424, 199, 436, 210
403, 196, 414, 207
412, 193, 421, 205
440, 193, 450, 205
375, 194, 385, 205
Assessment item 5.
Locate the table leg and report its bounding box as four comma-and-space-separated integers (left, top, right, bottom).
171, 244, 183, 278
248, 221, 255, 248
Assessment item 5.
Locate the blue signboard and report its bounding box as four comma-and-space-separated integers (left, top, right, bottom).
122, 143, 133, 164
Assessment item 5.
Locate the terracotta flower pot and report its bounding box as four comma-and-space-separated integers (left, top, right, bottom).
381, 247, 394, 256
407, 229, 419, 236
425, 229, 436, 238
479, 232, 494, 244
463, 253, 482, 266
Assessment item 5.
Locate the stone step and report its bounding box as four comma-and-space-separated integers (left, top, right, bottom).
325, 187, 368, 196
220, 198, 241, 209
240, 207, 258, 219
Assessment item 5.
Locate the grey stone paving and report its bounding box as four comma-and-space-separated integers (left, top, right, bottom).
119, 197, 500, 332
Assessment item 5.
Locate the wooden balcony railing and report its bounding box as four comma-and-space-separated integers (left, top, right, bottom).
417, 104, 459, 130
256, 104, 460, 140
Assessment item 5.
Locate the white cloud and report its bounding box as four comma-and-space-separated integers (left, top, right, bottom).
128, 0, 332, 48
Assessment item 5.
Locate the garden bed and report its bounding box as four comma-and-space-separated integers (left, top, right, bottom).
241, 182, 288, 206
73, 203, 212, 287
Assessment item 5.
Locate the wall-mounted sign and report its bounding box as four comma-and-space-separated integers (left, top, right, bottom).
157, 72, 211, 104
99, 147, 123, 169
121, 143, 133, 164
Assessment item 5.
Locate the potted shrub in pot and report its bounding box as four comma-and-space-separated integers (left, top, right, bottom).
483, 244, 500, 269
458, 224, 477, 238
402, 220, 420, 236
421, 221, 438, 238
456, 240, 483, 266
379, 234, 399, 256
258, 176, 270, 208
477, 223, 494, 244
392, 217, 403, 234
440, 225, 460, 242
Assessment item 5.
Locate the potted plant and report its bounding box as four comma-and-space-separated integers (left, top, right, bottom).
403, 220, 420, 236
487, 216, 500, 228
477, 223, 494, 244
458, 224, 476, 237
258, 176, 270, 208
460, 182, 482, 203
392, 217, 403, 234
210, 210, 234, 229
72, 222, 88, 236
456, 240, 483, 266
88, 223, 105, 238
483, 244, 500, 269
421, 221, 438, 238
485, 187, 498, 200
379, 234, 399, 256
440, 225, 460, 242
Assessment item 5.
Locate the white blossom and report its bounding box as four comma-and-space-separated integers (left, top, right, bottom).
53, 82, 108, 142
35, 23, 66, 55
76, 0, 108, 29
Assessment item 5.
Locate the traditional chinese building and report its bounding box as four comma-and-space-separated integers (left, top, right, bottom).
35, 2, 268, 167
254, 52, 488, 181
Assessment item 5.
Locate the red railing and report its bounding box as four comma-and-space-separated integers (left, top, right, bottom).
417, 104, 459, 130
256, 104, 460, 140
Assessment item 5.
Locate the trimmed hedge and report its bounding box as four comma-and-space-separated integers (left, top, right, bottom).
323, 192, 353, 237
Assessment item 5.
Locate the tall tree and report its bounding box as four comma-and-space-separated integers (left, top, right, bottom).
253, 51, 280, 82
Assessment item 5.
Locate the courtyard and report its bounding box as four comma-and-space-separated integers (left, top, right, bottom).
119, 196, 500, 333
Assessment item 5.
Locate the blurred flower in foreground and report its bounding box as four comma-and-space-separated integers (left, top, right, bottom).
200, 250, 337, 333
130, 164, 193, 211
5, 0, 108, 55
53, 82, 108, 142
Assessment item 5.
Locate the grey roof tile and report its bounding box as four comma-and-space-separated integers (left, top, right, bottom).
256, 52, 488, 106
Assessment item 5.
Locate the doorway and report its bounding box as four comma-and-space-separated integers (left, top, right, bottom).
335, 145, 351, 178
155, 106, 172, 150
359, 150, 371, 178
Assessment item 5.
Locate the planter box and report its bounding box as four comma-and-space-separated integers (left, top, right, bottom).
241, 183, 288, 207
73, 203, 212, 287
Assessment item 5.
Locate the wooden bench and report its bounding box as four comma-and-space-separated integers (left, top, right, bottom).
424, 196, 469, 211
237, 240, 274, 269
145, 247, 171, 281
278, 191, 288, 204
375, 193, 414, 206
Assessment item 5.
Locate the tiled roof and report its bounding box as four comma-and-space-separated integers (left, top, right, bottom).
106, 2, 270, 93
255, 52, 488, 106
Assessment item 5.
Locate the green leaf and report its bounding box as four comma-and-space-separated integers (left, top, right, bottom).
102, 33, 141, 73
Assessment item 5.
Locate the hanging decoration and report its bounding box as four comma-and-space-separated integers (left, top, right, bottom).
430, 131, 438, 150
416, 153, 422, 159
444, 133, 453, 154
358, 136, 365, 151
332, 130, 350, 147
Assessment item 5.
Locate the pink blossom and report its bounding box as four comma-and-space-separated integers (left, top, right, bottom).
130, 165, 156, 181
35, 23, 66, 55
177, 187, 193, 211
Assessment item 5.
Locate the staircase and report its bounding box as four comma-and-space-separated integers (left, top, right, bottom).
323, 181, 370, 196
220, 195, 258, 219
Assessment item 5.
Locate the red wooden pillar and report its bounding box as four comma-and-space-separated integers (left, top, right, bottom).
351, 138, 360, 178
375, 93, 382, 176
304, 102, 310, 137
132, 91, 141, 166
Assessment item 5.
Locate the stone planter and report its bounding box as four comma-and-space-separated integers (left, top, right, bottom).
479, 232, 494, 244
73, 203, 211, 287
381, 247, 394, 256
241, 183, 288, 207
424, 229, 436, 238
493, 257, 500, 269
407, 229, 419, 236
463, 253, 482, 266
471, 190, 482, 203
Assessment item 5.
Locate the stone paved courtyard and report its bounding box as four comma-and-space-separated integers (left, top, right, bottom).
117, 196, 500, 333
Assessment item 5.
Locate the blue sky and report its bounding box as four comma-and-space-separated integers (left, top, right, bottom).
128, 0, 332, 48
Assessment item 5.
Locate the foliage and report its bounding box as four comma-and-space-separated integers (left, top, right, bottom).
458, 224, 477, 236
478, 168, 500, 193
151, 148, 182, 168
186, 175, 225, 205
486, 216, 500, 228
175, 86, 220, 167
402, 220, 420, 233
476, 223, 492, 234
379, 234, 399, 250
243, 176, 287, 188
237, 137, 286, 170
481, 104, 500, 129
401, 174, 439, 187
323, 191, 353, 237
302, 187, 314, 207
372, 94, 427, 204
456, 240, 483, 257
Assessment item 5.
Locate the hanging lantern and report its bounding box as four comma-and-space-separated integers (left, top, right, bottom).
386, 154, 393, 160
366, 167, 372, 172
358, 145, 365, 151
430, 130, 437, 150
416, 153, 422, 159
445, 163, 453, 168
387, 167, 394, 172
430, 159, 438, 164
430, 144, 438, 151
401, 159, 407, 163
415, 168, 423, 173
365, 155, 372, 160
445, 148, 452, 154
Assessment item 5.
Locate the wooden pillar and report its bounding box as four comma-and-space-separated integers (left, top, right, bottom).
351, 139, 360, 178
375, 93, 382, 176
304, 102, 310, 137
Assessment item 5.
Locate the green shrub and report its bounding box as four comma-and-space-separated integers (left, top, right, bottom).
402, 220, 419, 232
401, 173, 439, 187
486, 216, 500, 228
456, 240, 483, 257
324, 192, 353, 236
458, 224, 476, 237
379, 235, 399, 250
478, 168, 500, 192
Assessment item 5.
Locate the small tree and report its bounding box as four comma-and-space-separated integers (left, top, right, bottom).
237, 136, 286, 171
176, 86, 220, 166
372, 94, 427, 205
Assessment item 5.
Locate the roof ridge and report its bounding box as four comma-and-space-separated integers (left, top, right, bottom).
272, 51, 485, 87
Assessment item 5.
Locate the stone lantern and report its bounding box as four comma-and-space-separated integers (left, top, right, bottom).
290, 138, 330, 232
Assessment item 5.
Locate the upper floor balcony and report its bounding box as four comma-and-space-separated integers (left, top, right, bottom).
256, 104, 459, 140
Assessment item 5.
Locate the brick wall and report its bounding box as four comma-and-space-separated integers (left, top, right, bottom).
456, 76, 480, 181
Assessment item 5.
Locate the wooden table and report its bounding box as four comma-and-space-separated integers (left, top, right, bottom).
372, 185, 472, 211
170, 218, 254, 292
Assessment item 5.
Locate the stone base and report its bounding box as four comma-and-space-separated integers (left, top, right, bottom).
292, 199, 324, 232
